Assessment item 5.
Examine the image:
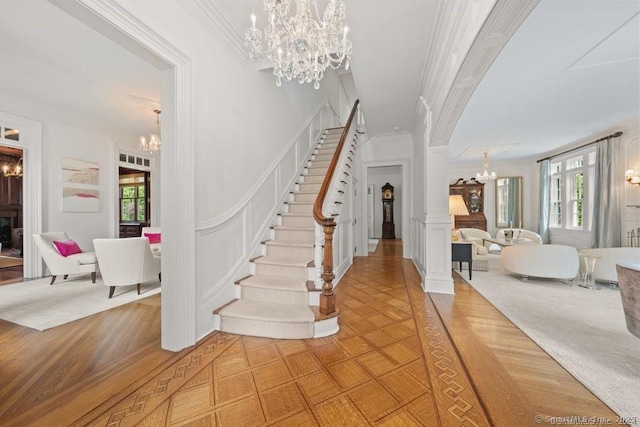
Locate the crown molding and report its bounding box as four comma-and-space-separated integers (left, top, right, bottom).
180, 0, 248, 63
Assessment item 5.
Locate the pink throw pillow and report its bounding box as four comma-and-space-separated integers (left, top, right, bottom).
53, 240, 83, 257
144, 233, 161, 244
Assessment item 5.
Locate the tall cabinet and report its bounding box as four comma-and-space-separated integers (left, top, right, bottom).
449, 179, 487, 231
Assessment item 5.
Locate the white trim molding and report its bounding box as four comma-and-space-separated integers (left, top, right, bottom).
76, 0, 197, 351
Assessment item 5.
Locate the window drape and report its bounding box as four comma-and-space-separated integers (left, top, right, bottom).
538, 159, 551, 243
591, 136, 622, 248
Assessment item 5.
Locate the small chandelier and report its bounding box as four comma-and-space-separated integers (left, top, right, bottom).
245, 0, 352, 89
140, 109, 161, 155
476, 152, 496, 181
2, 157, 23, 178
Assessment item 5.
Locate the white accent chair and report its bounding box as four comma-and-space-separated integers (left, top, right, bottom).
456, 228, 490, 271
32, 232, 98, 285
501, 244, 579, 282
93, 237, 161, 298
496, 228, 543, 244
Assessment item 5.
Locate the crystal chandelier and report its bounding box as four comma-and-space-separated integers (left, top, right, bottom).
2, 157, 23, 178
140, 109, 161, 155
476, 152, 496, 181
245, 0, 352, 89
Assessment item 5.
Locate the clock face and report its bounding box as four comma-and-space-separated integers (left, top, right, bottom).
383, 189, 392, 199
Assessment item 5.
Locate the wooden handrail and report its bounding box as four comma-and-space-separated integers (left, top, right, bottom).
313, 99, 359, 315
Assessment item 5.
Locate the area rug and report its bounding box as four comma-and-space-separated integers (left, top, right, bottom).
0, 274, 161, 331
461, 256, 640, 422
0, 256, 23, 269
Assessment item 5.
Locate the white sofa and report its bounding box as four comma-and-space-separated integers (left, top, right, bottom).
501, 244, 579, 282
93, 237, 161, 298
33, 232, 98, 285
578, 248, 640, 285
496, 228, 543, 244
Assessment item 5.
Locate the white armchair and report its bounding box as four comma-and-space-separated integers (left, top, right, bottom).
93, 237, 161, 298
456, 228, 490, 271
32, 232, 98, 285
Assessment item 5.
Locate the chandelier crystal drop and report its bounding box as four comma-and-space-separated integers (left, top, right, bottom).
245, 0, 352, 89
476, 152, 496, 181
140, 109, 161, 155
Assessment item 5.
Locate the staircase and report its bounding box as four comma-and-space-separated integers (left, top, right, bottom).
213, 128, 344, 339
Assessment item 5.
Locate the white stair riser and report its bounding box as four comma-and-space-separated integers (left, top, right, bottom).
306, 167, 328, 176
310, 160, 331, 168
220, 317, 313, 339
316, 148, 337, 156
266, 244, 314, 260
274, 228, 315, 243
240, 285, 308, 305
298, 183, 322, 193
312, 154, 334, 162
281, 215, 315, 228
301, 175, 324, 184
255, 262, 308, 279
287, 203, 313, 214
294, 192, 317, 202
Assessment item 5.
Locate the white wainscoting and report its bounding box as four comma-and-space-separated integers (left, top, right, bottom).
411, 217, 427, 279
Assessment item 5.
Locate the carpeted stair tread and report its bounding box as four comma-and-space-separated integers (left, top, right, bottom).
220, 300, 314, 322
239, 275, 308, 292
253, 255, 312, 267
265, 240, 314, 248
273, 225, 314, 232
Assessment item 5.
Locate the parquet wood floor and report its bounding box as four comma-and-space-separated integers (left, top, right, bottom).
0, 240, 618, 426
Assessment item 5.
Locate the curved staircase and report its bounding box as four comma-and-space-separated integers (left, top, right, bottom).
213, 128, 345, 339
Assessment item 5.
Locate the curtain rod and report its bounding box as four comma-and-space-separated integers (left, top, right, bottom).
536, 131, 623, 163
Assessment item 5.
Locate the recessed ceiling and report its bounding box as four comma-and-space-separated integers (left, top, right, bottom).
449, 0, 640, 163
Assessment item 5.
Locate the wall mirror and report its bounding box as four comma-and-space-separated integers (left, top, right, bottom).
495, 177, 523, 228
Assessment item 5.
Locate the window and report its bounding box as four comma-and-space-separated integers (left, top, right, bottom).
549, 149, 595, 230
119, 173, 147, 222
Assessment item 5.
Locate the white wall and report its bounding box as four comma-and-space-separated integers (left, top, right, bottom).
367, 166, 402, 239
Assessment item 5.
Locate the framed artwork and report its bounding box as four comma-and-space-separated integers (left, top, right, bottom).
61, 157, 99, 185
61, 157, 99, 212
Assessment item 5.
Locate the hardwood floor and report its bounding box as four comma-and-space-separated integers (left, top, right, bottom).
0, 240, 618, 426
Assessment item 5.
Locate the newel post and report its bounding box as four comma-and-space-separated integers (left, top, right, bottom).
320, 218, 336, 314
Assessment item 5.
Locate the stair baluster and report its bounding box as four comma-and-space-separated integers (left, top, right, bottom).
313, 100, 360, 315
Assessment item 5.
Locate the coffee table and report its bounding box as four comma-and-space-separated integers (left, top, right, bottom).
482, 237, 537, 248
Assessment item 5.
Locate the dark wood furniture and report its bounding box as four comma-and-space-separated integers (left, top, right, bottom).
381, 182, 395, 239
450, 179, 487, 231
452, 241, 473, 280
119, 221, 148, 238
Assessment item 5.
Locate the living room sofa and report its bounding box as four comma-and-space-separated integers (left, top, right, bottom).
496, 228, 543, 244
501, 244, 579, 282
578, 247, 640, 285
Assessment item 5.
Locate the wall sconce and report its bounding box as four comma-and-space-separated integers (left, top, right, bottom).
626, 169, 640, 185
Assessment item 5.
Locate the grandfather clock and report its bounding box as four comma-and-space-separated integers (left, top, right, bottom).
381, 183, 395, 239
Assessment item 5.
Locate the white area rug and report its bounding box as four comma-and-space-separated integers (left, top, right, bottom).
0, 274, 161, 331
462, 256, 640, 422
